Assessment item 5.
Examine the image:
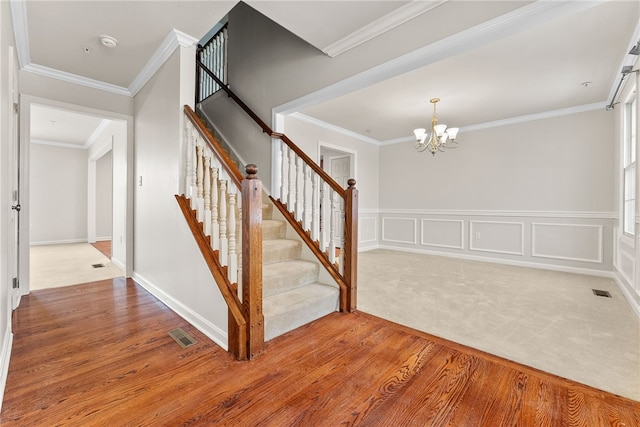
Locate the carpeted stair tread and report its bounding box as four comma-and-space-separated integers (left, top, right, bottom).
262, 219, 286, 240
263, 260, 319, 297
263, 283, 339, 341
262, 239, 301, 264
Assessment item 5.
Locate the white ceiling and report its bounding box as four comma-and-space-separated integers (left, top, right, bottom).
13, 0, 640, 147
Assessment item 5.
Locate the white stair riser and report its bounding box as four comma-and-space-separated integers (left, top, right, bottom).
263, 260, 319, 297
262, 220, 286, 240
262, 240, 301, 265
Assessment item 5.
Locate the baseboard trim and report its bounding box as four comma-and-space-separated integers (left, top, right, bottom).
111, 257, 125, 272
0, 327, 14, 413
612, 271, 640, 320
30, 239, 86, 246
132, 272, 228, 351
375, 244, 613, 278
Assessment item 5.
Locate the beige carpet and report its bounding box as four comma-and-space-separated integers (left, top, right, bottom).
30, 243, 124, 290
358, 249, 640, 401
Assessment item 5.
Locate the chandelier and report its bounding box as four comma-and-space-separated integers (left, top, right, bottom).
413, 98, 459, 155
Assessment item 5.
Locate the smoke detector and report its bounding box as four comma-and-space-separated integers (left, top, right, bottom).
99, 35, 119, 48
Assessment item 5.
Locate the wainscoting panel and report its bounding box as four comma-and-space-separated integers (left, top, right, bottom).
421, 219, 464, 249
532, 223, 603, 263
375, 209, 614, 273
469, 221, 524, 256
382, 217, 416, 245
359, 216, 377, 246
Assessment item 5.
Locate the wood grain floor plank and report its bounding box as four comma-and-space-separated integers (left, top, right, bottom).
2, 278, 638, 426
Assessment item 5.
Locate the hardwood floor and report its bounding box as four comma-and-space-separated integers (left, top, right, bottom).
90, 240, 111, 258
2, 278, 638, 426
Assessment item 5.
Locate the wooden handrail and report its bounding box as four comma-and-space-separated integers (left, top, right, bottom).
184, 105, 243, 188
196, 62, 345, 197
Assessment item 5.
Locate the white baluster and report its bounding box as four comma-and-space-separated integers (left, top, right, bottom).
196, 145, 204, 221
303, 164, 312, 230
320, 181, 329, 253
203, 156, 212, 236
190, 139, 198, 209
296, 156, 304, 222
288, 149, 296, 211
210, 167, 220, 251
329, 190, 337, 264
338, 198, 345, 274
281, 145, 289, 204
311, 171, 320, 242
236, 194, 243, 301
228, 192, 238, 284
184, 122, 193, 197
219, 180, 228, 266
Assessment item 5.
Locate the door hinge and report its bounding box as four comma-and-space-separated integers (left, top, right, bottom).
12, 102, 18, 114
12, 277, 19, 289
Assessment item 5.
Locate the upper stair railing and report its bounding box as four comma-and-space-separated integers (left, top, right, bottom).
196, 24, 228, 103
179, 105, 263, 360
196, 33, 358, 312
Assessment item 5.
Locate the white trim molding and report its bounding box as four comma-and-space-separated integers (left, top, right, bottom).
0, 326, 13, 413
322, 1, 447, 57
469, 220, 525, 256
133, 272, 228, 351
10, 0, 198, 99
382, 217, 417, 245
531, 223, 604, 264
128, 29, 198, 96
378, 208, 616, 220
420, 218, 464, 250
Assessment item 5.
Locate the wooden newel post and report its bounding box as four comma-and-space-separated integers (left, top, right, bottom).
242, 164, 264, 359
344, 179, 358, 312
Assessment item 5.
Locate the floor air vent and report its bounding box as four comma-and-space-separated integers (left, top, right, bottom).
91, 263, 105, 268
168, 328, 197, 348
592, 289, 612, 298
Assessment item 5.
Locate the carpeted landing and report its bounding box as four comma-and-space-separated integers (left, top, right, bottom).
30, 243, 123, 290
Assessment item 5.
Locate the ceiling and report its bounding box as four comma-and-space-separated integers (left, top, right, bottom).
13, 0, 640, 147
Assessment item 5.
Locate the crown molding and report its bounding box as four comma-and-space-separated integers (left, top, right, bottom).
9, 0, 30, 68
275, 0, 604, 116
128, 29, 199, 96
459, 102, 606, 134
31, 138, 88, 150
322, 0, 447, 57
22, 63, 132, 96
11, 0, 198, 99
289, 113, 381, 145
85, 119, 112, 148
289, 102, 607, 147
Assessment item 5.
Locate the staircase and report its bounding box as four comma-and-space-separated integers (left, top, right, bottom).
262, 201, 339, 341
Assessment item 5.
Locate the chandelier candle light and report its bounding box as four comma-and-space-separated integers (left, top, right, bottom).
413, 98, 459, 155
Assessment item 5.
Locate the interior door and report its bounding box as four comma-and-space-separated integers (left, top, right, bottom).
330, 156, 351, 247
9, 47, 21, 309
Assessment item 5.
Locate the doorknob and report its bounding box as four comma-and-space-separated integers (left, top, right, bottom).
11, 204, 21, 212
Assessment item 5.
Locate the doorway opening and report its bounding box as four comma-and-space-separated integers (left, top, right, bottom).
19, 96, 133, 296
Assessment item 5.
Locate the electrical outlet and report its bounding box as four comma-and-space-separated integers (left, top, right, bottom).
475, 232, 481, 240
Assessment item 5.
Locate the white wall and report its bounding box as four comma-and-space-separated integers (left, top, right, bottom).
376, 110, 615, 273
133, 46, 229, 349
380, 110, 614, 212
29, 144, 88, 244
95, 151, 112, 240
